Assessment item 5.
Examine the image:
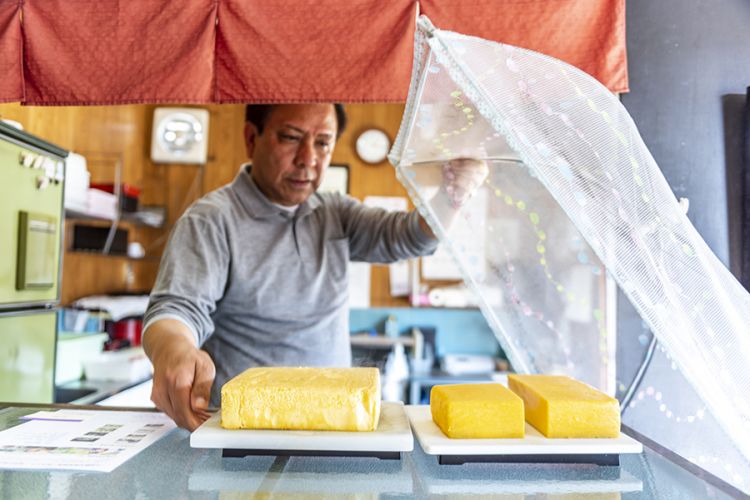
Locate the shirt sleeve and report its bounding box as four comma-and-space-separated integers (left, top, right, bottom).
335, 194, 439, 263
141, 313, 199, 345
143, 211, 230, 347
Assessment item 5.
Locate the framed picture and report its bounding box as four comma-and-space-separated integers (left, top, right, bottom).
319, 164, 350, 195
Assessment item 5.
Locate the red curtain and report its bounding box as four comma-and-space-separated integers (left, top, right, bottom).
420, 0, 629, 93
9, 0, 628, 105
22, 0, 217, 105
0, 0, 22, 103
215, 0, 417, 103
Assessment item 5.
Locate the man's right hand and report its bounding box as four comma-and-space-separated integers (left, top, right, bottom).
143, 319, 216, 431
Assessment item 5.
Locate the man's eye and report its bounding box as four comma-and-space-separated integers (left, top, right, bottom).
280, 134, 301, 142
316, 141, 331, 150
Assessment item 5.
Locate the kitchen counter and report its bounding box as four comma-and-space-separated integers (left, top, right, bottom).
55, 377, 153, 406
0, 404, 741, 499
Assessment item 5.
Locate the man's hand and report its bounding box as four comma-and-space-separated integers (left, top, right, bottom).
440, 158, 489, 208
419, 158, 489, 238
143, 319, 216, 431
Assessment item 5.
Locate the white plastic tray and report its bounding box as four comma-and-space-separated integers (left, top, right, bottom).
190, 401, 413, 453
405, 405, 642, 457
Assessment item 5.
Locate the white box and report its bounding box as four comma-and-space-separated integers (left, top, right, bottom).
85, 188, 118, 220
83, 347, 153, 382
55, 333, 108, 385
441, 354, 496, 375
64, 152, 90, 212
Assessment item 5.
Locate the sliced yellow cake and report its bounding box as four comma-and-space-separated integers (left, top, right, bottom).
221, 367, 381, 431
430, 383, 525, 439
507, 374, 620, 438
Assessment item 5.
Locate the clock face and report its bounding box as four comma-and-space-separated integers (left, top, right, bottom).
355, 129, 391, 164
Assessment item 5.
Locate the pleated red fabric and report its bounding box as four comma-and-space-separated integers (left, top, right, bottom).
214, 0, 418, 103
420, 0, 629, 92
9, 0, 627, 104
0, 0, 23, 103
22, 0, 218, 105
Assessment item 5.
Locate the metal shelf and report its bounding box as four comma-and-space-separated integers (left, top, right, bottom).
66, 250, 160, 262
349, 333, 415, 349
65, 207, 166, 228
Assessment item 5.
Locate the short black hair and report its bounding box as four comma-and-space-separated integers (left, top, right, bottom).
245, 104, 347, 138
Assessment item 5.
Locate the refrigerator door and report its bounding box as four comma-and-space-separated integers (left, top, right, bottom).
0, 310, 57, 404
0, 136, 65, 308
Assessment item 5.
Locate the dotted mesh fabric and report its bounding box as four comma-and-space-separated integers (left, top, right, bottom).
390, 16, 750, 465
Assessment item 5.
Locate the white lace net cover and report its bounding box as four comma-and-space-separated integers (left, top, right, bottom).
390, 16, 750, 468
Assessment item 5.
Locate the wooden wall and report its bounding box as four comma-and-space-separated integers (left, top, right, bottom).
0, 103, 412, 306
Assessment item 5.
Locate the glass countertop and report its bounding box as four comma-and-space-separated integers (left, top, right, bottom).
0, 405, 741, 499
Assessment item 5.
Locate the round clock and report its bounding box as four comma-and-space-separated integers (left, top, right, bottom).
355, 129, 391, 164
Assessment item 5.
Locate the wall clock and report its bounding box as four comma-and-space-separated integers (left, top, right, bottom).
150, 107, 209, 164
355, 128, 391, 164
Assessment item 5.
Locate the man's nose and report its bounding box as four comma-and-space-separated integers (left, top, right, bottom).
294, 139, 316, 169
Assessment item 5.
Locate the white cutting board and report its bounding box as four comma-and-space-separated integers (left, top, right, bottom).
405, 405, 642, 456
190, 401, 413, 452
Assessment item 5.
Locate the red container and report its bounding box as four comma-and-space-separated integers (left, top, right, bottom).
107, 317, 143, 346
90, 183, 141, 212
89, 183, 141, 198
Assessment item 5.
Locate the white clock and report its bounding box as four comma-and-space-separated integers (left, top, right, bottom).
151, 107, 209, 164
355, 128, 391, 164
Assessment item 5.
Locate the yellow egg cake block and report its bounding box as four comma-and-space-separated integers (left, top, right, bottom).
507, 374, 620, 438
221, 367, 381, 431
430, 383, 525, 439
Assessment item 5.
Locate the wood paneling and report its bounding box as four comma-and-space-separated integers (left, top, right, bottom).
0, 102, 416, 306
333, 104, 412, 307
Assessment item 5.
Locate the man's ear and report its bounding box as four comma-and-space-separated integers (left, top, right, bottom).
244, 122, 259, 158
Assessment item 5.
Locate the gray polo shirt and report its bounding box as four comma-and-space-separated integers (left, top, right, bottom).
144, 165, 438, 405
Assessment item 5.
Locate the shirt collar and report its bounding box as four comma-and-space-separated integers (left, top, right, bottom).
231, 164, 322, 219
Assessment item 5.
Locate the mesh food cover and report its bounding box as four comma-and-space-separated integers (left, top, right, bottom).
390, 15, 750, 470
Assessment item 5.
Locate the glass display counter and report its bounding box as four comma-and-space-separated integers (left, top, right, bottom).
0, 404, 741, 499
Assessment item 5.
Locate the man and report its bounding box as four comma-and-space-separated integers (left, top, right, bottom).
143, 103, 487, 430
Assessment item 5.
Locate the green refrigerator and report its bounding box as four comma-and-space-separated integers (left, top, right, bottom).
0, 121, 67, 404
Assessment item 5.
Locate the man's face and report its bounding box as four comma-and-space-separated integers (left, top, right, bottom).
245, 104, 337, 206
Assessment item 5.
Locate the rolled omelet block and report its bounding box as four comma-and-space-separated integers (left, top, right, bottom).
430, 383, 525, 438
507, 374, 620, 438
221, 367, 381, 431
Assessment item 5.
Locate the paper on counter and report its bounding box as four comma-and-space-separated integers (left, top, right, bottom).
0, 409, 175, 473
